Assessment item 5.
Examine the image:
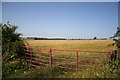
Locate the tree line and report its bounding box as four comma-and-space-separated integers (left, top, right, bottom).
26, 37, 67, 40
26, 37, 108, 40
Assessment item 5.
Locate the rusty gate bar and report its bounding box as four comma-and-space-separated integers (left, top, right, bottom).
49, 48, 52, 68
76, 50, 78, 71
21, 46, 112, 70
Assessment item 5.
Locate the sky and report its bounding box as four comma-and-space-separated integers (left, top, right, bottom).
2, 0, 120, 2
2, 2, 118, 39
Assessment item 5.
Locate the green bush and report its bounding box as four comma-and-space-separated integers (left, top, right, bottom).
1, 22, 26, 63
1, 22, 28, 78
2, 60, 25, 77
109, 39, 120, 78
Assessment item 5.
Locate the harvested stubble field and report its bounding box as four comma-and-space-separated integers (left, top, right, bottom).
20, 39, 118, 78
26, 40, 115, 51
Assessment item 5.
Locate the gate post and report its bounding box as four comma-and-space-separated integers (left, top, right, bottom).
23, 46, 26, 64
76, 50, 78, 71
108, 52, 111, 61
30, 47, 32, 67
49, 48, 52, 68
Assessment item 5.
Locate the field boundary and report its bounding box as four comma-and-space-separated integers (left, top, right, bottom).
21, 46, 111, 71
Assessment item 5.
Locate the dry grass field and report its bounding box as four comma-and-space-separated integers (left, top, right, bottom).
26, 40, 115, 52
20, 39, 118, 78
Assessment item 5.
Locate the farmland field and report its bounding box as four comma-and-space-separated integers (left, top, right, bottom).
26, 40, 115, 51
19, 39, 118, 78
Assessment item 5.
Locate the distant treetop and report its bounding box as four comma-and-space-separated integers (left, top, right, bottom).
113, 27, 120, 39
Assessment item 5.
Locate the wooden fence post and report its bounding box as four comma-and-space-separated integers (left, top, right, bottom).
30, 47, 32, 67
24, 47, 26, 66
76, 50, 78, 71
49, 48, 52, 68
108, 52, 111, 61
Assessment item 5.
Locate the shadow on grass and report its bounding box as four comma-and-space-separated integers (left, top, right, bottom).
34, 65, 78, 78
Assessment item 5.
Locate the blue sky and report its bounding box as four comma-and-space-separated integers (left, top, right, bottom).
2, 2, 118, 39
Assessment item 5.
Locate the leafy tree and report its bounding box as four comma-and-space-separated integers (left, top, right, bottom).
113, 27, 120, 39
111, 26, 120, 78
1, 22, 26, 62
93, 37, 97, 40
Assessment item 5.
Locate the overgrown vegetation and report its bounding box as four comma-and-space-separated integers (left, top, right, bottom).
1, 22, 120, 78
24, 40, 119, 78
114, 42, 120, 78
108, 26, 120, 78
1, 22, 27, 78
